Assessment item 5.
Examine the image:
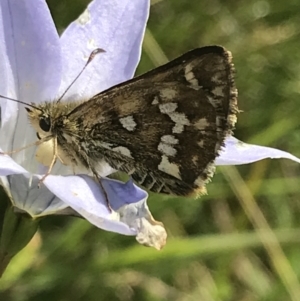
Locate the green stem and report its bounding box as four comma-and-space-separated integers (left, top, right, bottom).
0, 187, 39, 278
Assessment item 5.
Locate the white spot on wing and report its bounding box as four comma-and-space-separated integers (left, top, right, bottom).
159, 102, 177, 114
119, 116, 137, 131
192, 155, 198, 165
172, 124, 184, 134
158, 142, 177, 157
158, 155, 182, 179
151, 96, 159, 105
212, 74, 223, 84
194, 118, 210, 130
197, 140, 204, 148
211, 86, 224, 97
185, 63, 199, 86
160, 88, 177, 100
112, 146, 133, 158
161, 135, 178, 144
159, 103, 190, 134
169, 112, 190, 126
207, 95, 219, 109
158, 135, 178, 157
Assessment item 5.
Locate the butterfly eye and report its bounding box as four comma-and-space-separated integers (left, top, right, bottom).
39, 117, 51, 132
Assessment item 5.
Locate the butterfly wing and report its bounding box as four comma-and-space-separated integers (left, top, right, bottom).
68, 46, 238, 196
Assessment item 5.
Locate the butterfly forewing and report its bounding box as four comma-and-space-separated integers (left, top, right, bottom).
63, 46, 237, 196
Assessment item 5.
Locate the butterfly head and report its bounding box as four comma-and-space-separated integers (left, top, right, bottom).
25, 104, 53, 139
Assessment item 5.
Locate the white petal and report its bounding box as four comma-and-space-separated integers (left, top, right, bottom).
0, 151, 28, 176
0, 3, 16, 150
216, 136, 300, 165
1, 0, 62, 102
59, 0, 150, 99
0, 0, 63, 172
8, 174, 68, 217
43, 174, 137, 235
43, 174, 166, 248
117, 200, 167, 250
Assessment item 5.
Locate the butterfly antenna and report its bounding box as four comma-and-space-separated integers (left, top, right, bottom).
0, 94, 42, 111
56, 48, 106, 103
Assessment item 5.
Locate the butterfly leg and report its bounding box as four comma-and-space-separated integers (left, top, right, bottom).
0, 136, 50, 155
90, 167, 112, 212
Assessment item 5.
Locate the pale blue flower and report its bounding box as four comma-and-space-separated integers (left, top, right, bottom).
0, 0, 166, 249
0, 0, 299, 250
216, 136, 300, 165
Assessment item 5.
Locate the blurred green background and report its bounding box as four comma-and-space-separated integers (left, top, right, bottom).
1, 0, 300, 300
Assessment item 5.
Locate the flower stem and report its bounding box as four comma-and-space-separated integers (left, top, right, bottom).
0, 186, 39, 277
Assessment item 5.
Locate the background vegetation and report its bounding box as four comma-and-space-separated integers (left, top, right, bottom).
1, 0, 300, 300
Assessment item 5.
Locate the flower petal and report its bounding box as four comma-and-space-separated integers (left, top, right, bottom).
0, 149, 69, 217
0, 151, 28, 176
43, 174, 166, 248
118, 200, 167, 250
1, 0, 62, 102
101, 178, 148, 211
7, 174, 68, 217
0, 2, 16, 151
105, 179, 167, 249
43, 174, 136, 235
0, 0, 63, 172
216, 136, 300, 165
59, 0, 150, 99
